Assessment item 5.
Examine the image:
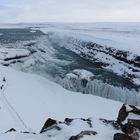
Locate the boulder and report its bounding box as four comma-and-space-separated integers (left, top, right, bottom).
122, 123, 139, 140
114, 133, 131, 140
128, 119, 140, 130
40, 118, 57, 133
117, 104, 129, 124
64, 118, 74, 125
116, 104, 140, 140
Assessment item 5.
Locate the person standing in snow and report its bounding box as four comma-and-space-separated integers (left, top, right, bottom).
3, 77, 6, 82
0, 85, 4, 90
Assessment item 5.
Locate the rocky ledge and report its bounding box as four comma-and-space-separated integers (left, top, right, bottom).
5, 104, 140, 140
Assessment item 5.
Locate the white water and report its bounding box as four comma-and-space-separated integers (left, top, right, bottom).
59, 76, 140, 106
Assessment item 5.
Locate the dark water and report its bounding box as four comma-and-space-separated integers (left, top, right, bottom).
0, 28, 137, 90
0, 28, 44, 43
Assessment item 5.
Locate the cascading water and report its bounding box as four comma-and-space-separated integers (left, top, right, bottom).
58, 69, 140, 106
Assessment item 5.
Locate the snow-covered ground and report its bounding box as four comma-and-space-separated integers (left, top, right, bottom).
0, 65, 123, 139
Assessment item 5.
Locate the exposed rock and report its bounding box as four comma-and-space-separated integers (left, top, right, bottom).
100, 118, 120, 130
81, 118, 93, 128
117, 104, 129, 125
122, 124, 139, 140
21, 131, 36, 134
69, 130, 97, 140
128, 119, 140, 130
115, 104, 140, 140
114, 133, 131, 140
64, 118, 74, 125
129, 105, 140, 115
24, 42, 36, 47
40, 118, 57, 133
5, 128, 16, 133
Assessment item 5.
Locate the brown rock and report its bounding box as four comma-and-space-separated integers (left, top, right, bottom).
114, 133, 131, 140
122, 124, 139, 140
128, 119, 140, 130
69, 130, 97, 140
64, 118, 74, 125
117, 104, 129, 124
40, 118, 57, 133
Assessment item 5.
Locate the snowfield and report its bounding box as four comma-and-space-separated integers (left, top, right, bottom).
0, 48, 30, 61
0, 65, 123, 139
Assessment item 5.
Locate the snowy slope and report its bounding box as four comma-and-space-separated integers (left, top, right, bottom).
0, 65, 123, 139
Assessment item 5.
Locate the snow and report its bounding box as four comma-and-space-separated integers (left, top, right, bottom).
39, 22, 140, 55
30, 30, 36, 33
72, 69, 94, 81
125, 105, 133, 112
0, 48, 30, 61
123, 113, 140, 125
0, 65, 122, 139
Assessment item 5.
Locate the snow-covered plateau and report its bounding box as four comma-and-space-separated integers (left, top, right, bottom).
0, 23, 140, 139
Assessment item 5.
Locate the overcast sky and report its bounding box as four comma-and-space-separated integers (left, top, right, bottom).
0, 0, 140, 23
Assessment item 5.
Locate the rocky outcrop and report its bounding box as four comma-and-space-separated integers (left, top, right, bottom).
39, 117, 98, 139
40, 118, 58, 133
5, 128, 16, 133
78, 42, 140, 87
114, 133, 131, 140
114, 104, 140, 140
69, 130, 97, 140
3, 104, 140, 140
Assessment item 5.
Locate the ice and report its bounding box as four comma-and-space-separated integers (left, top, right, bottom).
61, 73, 140, 106
0, 48, 30, 61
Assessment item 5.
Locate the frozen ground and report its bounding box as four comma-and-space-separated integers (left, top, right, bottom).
0, 65, 123, 140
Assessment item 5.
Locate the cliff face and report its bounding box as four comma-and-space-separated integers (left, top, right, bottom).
48, 32, 140, 88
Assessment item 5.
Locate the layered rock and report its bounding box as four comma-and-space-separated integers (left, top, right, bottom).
114, 104, 140, 140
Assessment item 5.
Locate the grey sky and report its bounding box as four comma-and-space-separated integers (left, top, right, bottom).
0, 0, 140, 23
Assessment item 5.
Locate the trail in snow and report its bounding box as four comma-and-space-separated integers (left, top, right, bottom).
0, 76, 35, 133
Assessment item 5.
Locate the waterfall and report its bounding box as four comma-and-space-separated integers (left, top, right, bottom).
86, 80, 140, 106
59, 75, 140, 106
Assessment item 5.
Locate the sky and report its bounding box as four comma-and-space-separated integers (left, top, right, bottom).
0, 0, 140, 23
